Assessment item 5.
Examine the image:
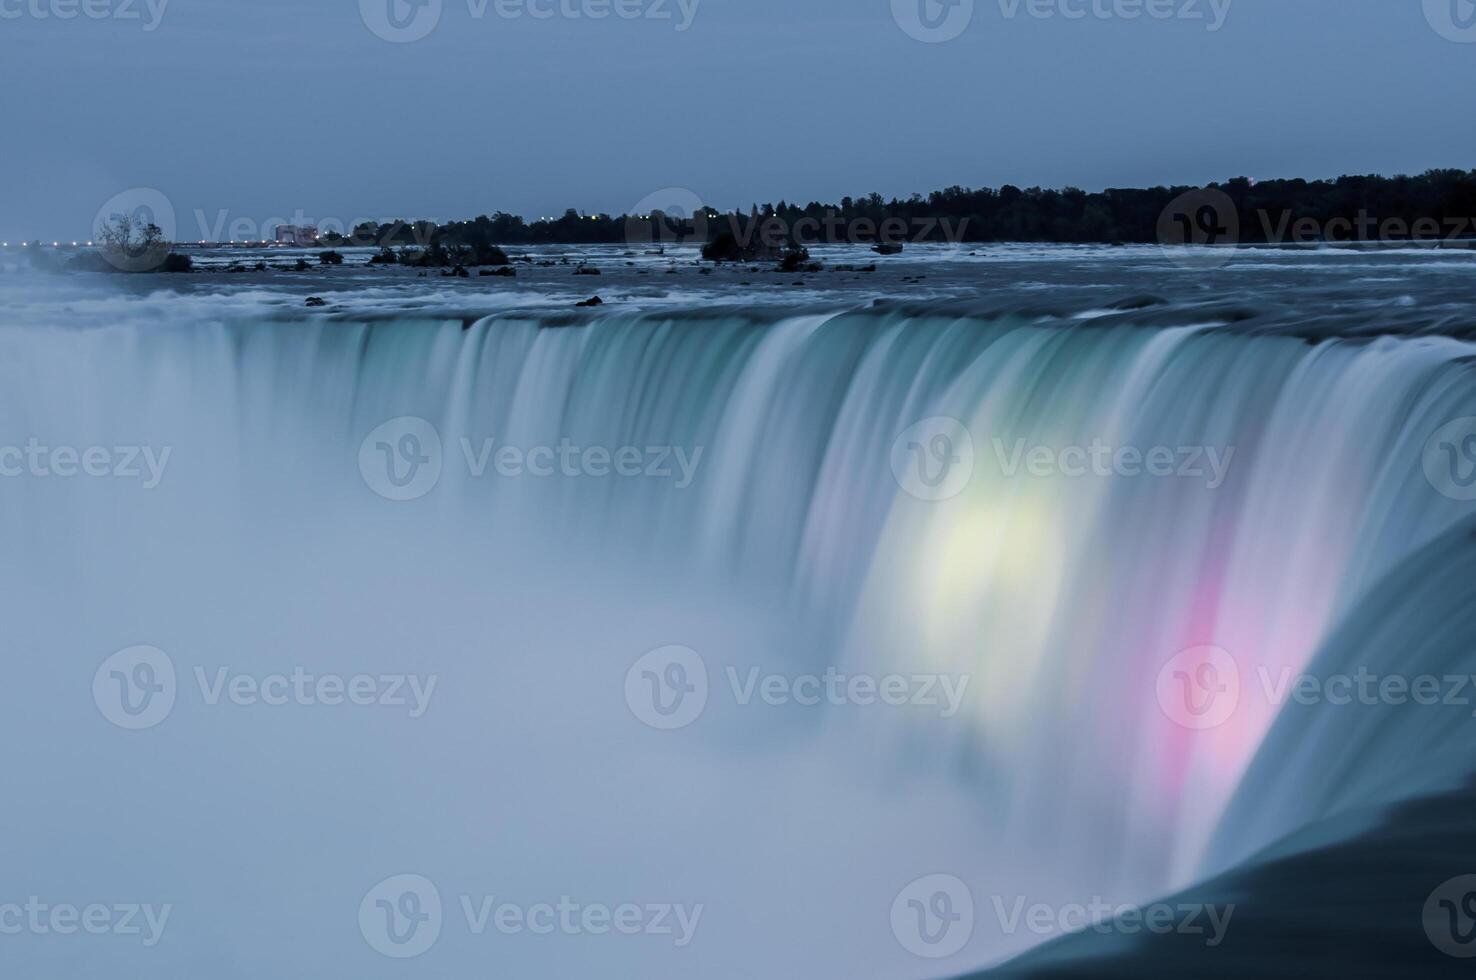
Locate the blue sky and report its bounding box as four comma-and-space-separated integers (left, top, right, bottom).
2, 0, 1473, 239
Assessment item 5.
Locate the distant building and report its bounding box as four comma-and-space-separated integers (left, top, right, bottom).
274, 225, 319, 246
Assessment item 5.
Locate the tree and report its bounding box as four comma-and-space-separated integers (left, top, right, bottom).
96, 213, 169, 272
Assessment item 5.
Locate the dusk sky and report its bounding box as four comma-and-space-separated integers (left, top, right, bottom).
2, 0, 1473, 240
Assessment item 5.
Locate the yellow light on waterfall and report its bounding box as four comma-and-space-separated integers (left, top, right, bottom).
908, 493, 1067, 735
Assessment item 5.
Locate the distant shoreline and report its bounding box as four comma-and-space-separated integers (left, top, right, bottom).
11, 170, 1476, 255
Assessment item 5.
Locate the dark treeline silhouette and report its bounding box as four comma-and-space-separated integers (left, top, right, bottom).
316, 171, 1476, 251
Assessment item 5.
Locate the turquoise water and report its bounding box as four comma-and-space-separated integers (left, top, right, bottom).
2, 245, 1475, 976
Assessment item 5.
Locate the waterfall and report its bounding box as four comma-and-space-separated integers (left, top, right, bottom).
4, 301, 1474, 976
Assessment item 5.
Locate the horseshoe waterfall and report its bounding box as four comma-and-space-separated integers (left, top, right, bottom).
4, 253, 1476, 978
